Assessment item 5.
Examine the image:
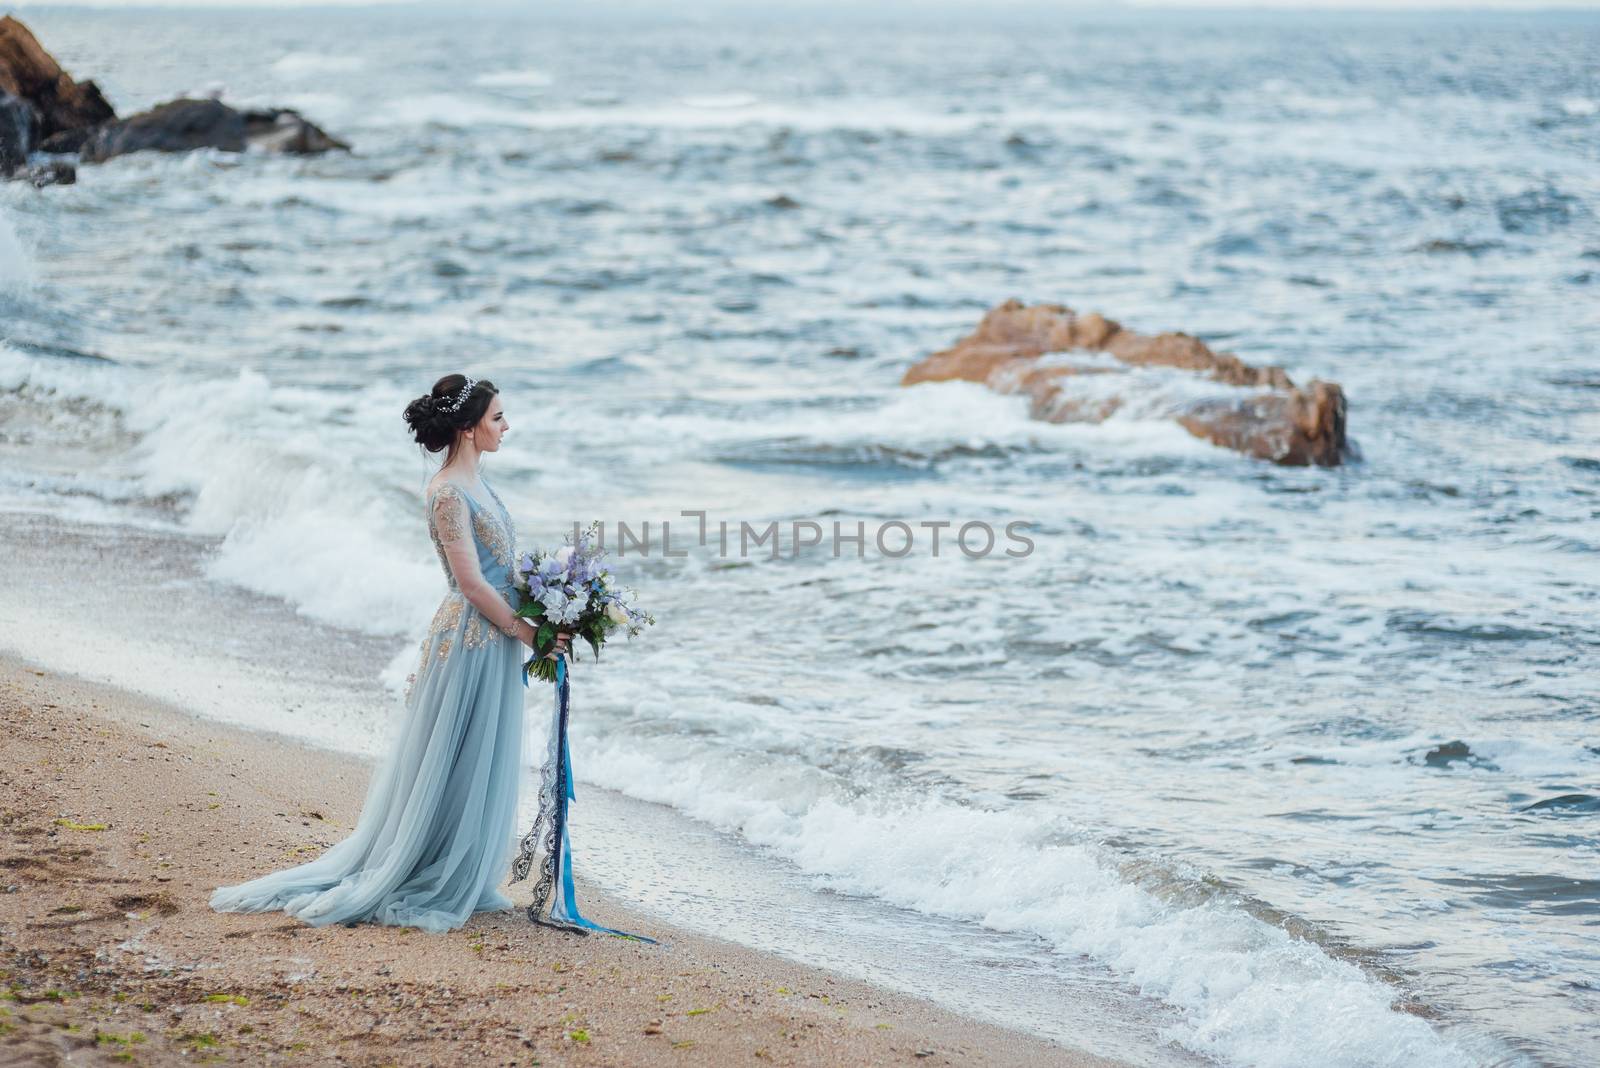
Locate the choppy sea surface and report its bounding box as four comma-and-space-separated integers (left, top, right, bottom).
2, 7, 1598, 1067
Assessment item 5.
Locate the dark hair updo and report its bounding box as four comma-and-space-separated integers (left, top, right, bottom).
403, 374, 499, 454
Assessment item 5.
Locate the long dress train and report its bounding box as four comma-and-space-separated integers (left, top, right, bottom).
209, 478, 527, 934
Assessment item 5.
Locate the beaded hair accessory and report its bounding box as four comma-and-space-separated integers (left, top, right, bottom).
438, 376, 477, 414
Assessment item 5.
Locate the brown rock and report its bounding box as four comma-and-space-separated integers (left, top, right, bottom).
901, 299, 1349, 466
1177, 379, 1347, 467
0, 16, 115, 141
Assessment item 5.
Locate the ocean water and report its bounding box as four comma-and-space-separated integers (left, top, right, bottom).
3, 7, 1598, 1067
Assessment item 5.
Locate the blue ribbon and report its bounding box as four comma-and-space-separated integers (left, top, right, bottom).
544, 654, 658, 943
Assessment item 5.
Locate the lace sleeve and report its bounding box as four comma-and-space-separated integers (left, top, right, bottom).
431, 485, 471, 553
433, 486, 526, 643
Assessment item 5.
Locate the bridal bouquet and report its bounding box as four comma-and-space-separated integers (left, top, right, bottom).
513, 520, 654, 684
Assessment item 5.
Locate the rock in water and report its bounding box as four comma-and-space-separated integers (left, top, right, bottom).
241, 108, 350, 155
26, 159, 75, 186
0, 16, 115, 140
0, 17, 348, 176
80, 98, 246, 162
901, 300, 1350, 467
80, 99, 349, 163
36, 125, 98, 155
0, 90, 37, 175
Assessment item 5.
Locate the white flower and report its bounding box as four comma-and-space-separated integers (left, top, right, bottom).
605, 601, 629, 625
555, 546, 574, 567
559, 599, 584, 624
540, 589, 568, 616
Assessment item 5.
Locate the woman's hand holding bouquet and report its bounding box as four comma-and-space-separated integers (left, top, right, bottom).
513, 520, 654, 685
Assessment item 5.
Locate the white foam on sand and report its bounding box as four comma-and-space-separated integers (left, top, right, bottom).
575, 726, 1483, 1068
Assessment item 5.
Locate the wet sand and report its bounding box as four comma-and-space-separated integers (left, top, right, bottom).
0, 655, 1125, 1067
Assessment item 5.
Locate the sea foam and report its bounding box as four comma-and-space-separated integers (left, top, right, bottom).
0, 211, 34, 291
576, 728, 1479, 1068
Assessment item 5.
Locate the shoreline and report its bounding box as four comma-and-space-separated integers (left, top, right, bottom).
0, 652, 1126, 1067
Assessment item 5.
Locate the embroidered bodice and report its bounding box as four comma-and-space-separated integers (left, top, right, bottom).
404, 477, 524, 700
427, 479, 518, 593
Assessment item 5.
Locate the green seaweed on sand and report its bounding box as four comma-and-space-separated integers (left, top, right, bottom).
171, 1030, 221, 1051
95, 1030, 147, 1046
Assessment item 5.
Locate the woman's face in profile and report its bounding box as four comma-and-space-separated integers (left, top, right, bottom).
474, 394, 508, 452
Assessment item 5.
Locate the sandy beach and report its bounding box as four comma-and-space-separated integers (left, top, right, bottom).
0, 654, 1120, 1067
6, 7, 1594, 1064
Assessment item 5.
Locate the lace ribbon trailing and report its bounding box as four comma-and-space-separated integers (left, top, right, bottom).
509, 655, 657, 942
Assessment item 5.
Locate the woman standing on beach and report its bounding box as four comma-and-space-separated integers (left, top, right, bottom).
209, 374, 570, 933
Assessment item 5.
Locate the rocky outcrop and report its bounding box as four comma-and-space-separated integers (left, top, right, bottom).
0, 16, 115, 142
902, 300, 1349, 466
77, 99, 350, 163
23, 159, 74, 187
0, 90, 36, 175
241, 107, 350, 156
1, 16, 347, 183
80, 97, 244, 162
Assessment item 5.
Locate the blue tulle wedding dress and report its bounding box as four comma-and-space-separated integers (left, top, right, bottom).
209, 477, 530, 933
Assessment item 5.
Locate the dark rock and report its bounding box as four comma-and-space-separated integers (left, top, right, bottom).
241, 108, 349, 155
0, 89, 38, 175
26, 159, 74, 186
37, 124, 98, 155
3, 18, 348, 179
81, 97, 245, 163
82, 99, 350, 163
1424, 740, 1473, 767
0, 16, 115, 140
1519, 794, 1599, 814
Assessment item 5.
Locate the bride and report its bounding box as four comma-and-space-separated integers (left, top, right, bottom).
209, 374, 573, 933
